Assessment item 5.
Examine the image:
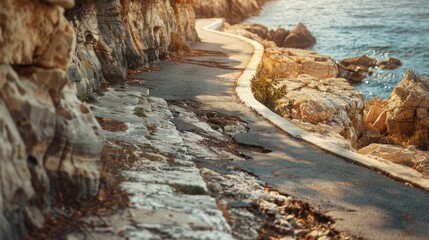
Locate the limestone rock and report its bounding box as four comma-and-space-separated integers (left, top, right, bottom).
359, 144, 429, 175
282, 23, 316, 49
385, 71, 429, 150
360, 71, 429, 150
67, 0, 198, 93
0, 0, 105, 235
193, 0, 267, 24
364, 97, 388, 134
0, 99, 36, 240
272, 28, 290, 47
379, 57, 402, 70
341, 55, 378, 69
0, 0, 75, 70
242, 24, 270, 39
279, 76, 365, 148
260, 48, 339, 79
340, 55, 402, 83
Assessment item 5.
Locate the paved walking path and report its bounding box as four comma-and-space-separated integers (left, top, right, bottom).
137, 19, 429, 240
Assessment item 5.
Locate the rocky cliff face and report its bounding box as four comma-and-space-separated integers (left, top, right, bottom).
1, 0, 199, 238
67, 0, 198, 95
193, 0, 267, 24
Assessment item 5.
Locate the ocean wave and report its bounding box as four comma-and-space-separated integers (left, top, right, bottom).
350, 24, 385, 30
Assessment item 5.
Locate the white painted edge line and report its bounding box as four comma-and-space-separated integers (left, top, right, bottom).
202, 18, 429, 191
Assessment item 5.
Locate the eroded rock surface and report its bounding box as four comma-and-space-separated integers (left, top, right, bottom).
67, 0, 199, 94
0, 0, 75, 70
339, 55, 402, 83
363, 71, 429, 151
278, 75, 365, 149
282, 23, 316, 49
193, 0, 267, 24
0, 0, 103, 238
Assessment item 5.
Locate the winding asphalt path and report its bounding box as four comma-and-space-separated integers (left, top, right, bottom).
138, 19, 429, 240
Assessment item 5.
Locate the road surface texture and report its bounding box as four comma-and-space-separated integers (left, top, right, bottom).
137, 19, 429, 240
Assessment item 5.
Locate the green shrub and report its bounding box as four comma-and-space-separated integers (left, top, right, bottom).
78, 93, 98, 104
251, 76, 287, 112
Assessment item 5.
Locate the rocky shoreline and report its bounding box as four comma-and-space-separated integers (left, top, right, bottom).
224, 22, 429, 176
1, 0, 428, 238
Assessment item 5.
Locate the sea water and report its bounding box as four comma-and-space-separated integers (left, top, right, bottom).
246, 0, 429, 99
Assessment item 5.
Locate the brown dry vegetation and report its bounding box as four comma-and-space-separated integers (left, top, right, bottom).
96, 117, 128, 132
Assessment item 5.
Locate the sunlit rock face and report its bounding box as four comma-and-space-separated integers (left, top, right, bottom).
0, 0, 75, 70
0, 0, 103, 238
363, 71, 429, 150
259, 48, 365, 149
67, 0, 198, 94
193, 0, 267, 24
280, 75, 365, 149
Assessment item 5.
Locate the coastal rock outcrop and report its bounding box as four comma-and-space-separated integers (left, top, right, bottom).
359, 71, 429, 172
260, 48, 339, 79
364, 71, 429, 150
0, 0, 103, 238
257, 48, 365, 148
282, 23, 316, 49
193, 0, 267, 24
339, 55, 402, 83
67, 0, 198, 94
236, 23, 316, 49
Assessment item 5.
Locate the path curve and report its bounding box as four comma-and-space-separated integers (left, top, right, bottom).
203, 19, 429, 192
138, 19, 429, 240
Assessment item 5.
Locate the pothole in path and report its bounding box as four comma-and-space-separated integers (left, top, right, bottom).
167, 100, 271, 160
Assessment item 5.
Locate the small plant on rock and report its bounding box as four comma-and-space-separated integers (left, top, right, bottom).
251, 76, 287, 113
78, 93, 98, 104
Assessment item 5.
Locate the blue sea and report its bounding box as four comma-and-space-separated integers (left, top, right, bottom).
246, 0, 429, 99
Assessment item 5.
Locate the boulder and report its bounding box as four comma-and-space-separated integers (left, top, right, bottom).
379, 57, 402, 70
340, 55, 378, 68
337, 63, 368, 83
280, 76, 365, 148
360, 71, 429, 150
282, 23, 316, 49
340, 55, 402, 84
242, 23, 270, 39
385, 71, 429, 150
260, 48, 339, 79
272, 28, 290, 47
